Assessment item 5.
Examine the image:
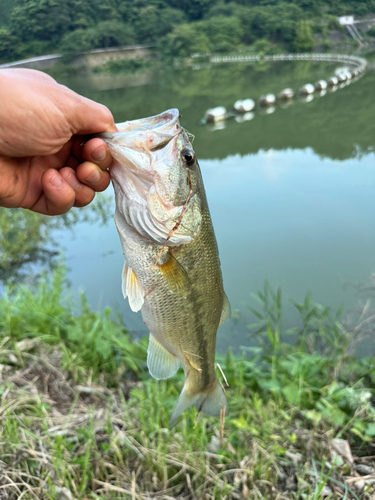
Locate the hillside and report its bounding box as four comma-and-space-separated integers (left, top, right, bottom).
0, 0, 374, 63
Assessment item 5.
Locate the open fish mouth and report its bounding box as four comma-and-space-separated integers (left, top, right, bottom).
98, 108, 181, 145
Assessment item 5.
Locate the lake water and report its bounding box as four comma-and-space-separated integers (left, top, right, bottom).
55, 58, 375, 354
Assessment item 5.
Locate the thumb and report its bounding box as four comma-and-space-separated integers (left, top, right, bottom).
63, 89, 117, 135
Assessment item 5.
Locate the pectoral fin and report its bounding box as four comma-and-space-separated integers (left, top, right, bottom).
219, 293, 231, 326
157, 252, 189, 295
123, 265, 144, 312
122, 263, 128, 299
147, 334, 180, 380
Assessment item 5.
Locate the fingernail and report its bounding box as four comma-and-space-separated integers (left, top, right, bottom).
50, 173, 63, 188
68, 176, 80, 190
91, 145, 106, 162
85, 169, 101, 184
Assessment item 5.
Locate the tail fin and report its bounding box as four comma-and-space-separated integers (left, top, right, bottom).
169, 376, 227, 427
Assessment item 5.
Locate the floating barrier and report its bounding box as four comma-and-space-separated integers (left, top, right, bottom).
233, 98, 255, 113
278, 88, 294, 100
259, 93, 276, 106
327, 76, 339, 86
336, 72, 347, 83
314, 80, 327, 91
204, 106, 227, 122
199, 52, 367, 128
299, 83, 315, 95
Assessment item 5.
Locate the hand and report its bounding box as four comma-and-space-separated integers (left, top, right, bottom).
0, 68, 117, 215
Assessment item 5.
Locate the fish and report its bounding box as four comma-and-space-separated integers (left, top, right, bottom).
99, 109, 230, 425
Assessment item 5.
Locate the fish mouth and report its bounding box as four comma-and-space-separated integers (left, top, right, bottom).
99, 108, 181, 142
101, 109, 186, 204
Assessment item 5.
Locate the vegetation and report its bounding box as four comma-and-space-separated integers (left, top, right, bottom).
0, 0, 372, 62
1, 273, 375, 498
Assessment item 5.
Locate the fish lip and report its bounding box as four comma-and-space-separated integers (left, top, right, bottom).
115, 108, 180, 133
96, 108, 181, 153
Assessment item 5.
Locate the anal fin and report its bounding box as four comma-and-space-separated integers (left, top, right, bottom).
147, 334, 180, 380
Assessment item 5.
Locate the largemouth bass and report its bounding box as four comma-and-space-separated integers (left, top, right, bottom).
100, 109, 230, 425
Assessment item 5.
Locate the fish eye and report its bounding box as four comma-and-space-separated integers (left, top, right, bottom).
182, 148, 195, 167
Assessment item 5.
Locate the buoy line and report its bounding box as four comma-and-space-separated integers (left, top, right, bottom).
193, 52, 368, 127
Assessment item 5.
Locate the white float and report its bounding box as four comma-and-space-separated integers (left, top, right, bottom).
204, 106, 227, 122
277, 88, 294, 100
233, 98, 255, 113
327, 76, 339, 86
299, 83, 315, 95
314, 80, 327, 91
258, 94, 276, 106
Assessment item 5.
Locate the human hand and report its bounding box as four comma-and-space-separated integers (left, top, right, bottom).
0, 68, 117, 215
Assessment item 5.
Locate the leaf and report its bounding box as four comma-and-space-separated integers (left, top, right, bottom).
365, 423, 375, 436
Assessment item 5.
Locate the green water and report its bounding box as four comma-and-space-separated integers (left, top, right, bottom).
55, 59, 375, 353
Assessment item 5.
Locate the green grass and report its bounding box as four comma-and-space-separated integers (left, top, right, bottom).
0, 273, 375, 499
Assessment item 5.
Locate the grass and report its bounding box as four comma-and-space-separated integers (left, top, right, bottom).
0, 273, 375, 499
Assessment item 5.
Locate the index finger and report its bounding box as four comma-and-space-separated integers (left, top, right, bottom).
82, 138, 113, 171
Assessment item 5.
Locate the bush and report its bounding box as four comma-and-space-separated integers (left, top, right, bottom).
368, 25, 375, 37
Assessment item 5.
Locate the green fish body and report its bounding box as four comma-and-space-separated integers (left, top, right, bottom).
100, 109, 230, 425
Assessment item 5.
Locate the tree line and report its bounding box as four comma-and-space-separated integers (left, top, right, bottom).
0, 0, 374, 63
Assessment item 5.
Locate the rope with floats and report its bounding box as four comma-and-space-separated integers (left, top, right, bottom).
192, 53, 368, 126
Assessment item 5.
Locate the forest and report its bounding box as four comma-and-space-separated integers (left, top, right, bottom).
0, 0, 374, 63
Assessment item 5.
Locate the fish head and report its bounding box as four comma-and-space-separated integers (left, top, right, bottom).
101, 109, 202, 246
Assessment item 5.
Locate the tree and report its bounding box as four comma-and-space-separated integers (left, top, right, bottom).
132, 5, 185, 44
0, 0, 13, 26
10, 0, 72, 45
60, 21, 135, 54
166, 0, 216, 20
163, 23, 210, 57
200, 16, 244, 52
293, 20, 314, 51
0, 28, 17, 60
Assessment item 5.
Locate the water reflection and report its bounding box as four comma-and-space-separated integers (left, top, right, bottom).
235, 112, 255, 123
61, 59, 375, 161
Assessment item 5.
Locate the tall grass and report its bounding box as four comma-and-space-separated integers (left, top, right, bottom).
0, 273, 374, 499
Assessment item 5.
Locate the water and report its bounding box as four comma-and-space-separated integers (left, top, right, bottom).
54, 59, 375, 353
